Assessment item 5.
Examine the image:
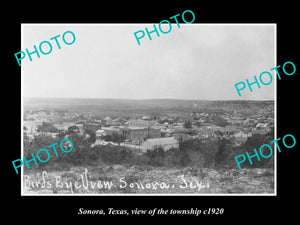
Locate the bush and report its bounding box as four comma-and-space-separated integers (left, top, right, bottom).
179, 139, 218, 168
24, 131, 274, 171
36, 122, 58, 133
221, 134, 275, 169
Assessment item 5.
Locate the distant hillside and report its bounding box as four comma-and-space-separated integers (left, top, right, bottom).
23, 97, 274, 117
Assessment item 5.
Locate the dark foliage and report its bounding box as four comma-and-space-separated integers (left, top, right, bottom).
183, 120, 192, 129
23, 129, 274, 171
36, 122, 58, 133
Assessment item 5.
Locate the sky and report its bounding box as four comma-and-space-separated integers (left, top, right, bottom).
22, 24, 275, 100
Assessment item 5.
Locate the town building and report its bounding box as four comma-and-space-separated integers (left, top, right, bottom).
128, 119, 155, 128
232, 130, 252, 139
106, 120, 122, 126
173, 133, 190, 142
101, 127, 123, 135
54, 122, 78, 132
232, 130, 252, 146
122, 127, 161, 143
95, 129, 106, 138
83, 123, 101, 132
256, 123, 269, 129
220, 126, 239, 136
141, 137, 179, 153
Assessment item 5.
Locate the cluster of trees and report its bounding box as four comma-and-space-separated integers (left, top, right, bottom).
209, 115, 229, 127
24, 128, 274, 171
36, 122, 58, 133
183, 120, 192, 129
23, 127, 96, 169
101, 133, 125, 144
142, 132, 274, 169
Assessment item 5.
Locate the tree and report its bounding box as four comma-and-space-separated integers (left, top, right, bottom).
67, 125, 79, 134
183, 120, 192, 129
195, 121, 201, 127
146, 147, 165, 166
36, 122, 58, 133
63, 131, 93, 166
103, 133, 125, 145
211, 115, 229, 127
111, 133, 125, 145
243, 134, 268, 149
83, 130, 96, 146
23, 133, 57, 169
215, 138, 231, 166
179, 139, 219, 168
222, 133, 275, 169
57, 131, 67, 140
23, 133, 30, 147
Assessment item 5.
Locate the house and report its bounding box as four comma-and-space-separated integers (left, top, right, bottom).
91, 139, 119, 148
128, 119, 155, 128
54, 122, 82, 132
232, 131, 252, 146
252, 129, 269, 135
83, 123, 101, 132
74, 123, 84, 130
228, 114, 245, 125
197, 127, 216, 138
101, 126, 122, 135
220, 126, 239, 136
197, 125, 224, 138
173, 133, 190, 142
95, 129, 106, 138
44, 132, 59, 138
141, 137, 179, 153
256, 123, 269, 129
233, 130, 252, 139
106, 119, 122, 126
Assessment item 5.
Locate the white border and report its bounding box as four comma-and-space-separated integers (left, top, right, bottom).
21, 23, 277, 196
274, 24, 277, 196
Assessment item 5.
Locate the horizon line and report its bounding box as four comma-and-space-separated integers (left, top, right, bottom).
24, 97, 274, 101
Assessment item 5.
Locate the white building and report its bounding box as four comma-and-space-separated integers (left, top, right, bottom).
141, 137, 179, 153
233, 131, 252, 138
128, 119, 155, 128
95, 129, 106, 138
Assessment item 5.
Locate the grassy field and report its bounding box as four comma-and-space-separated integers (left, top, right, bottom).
23, 165, 274, 195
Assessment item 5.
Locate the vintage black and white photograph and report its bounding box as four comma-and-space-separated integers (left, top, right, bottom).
21, 24, 276, 195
